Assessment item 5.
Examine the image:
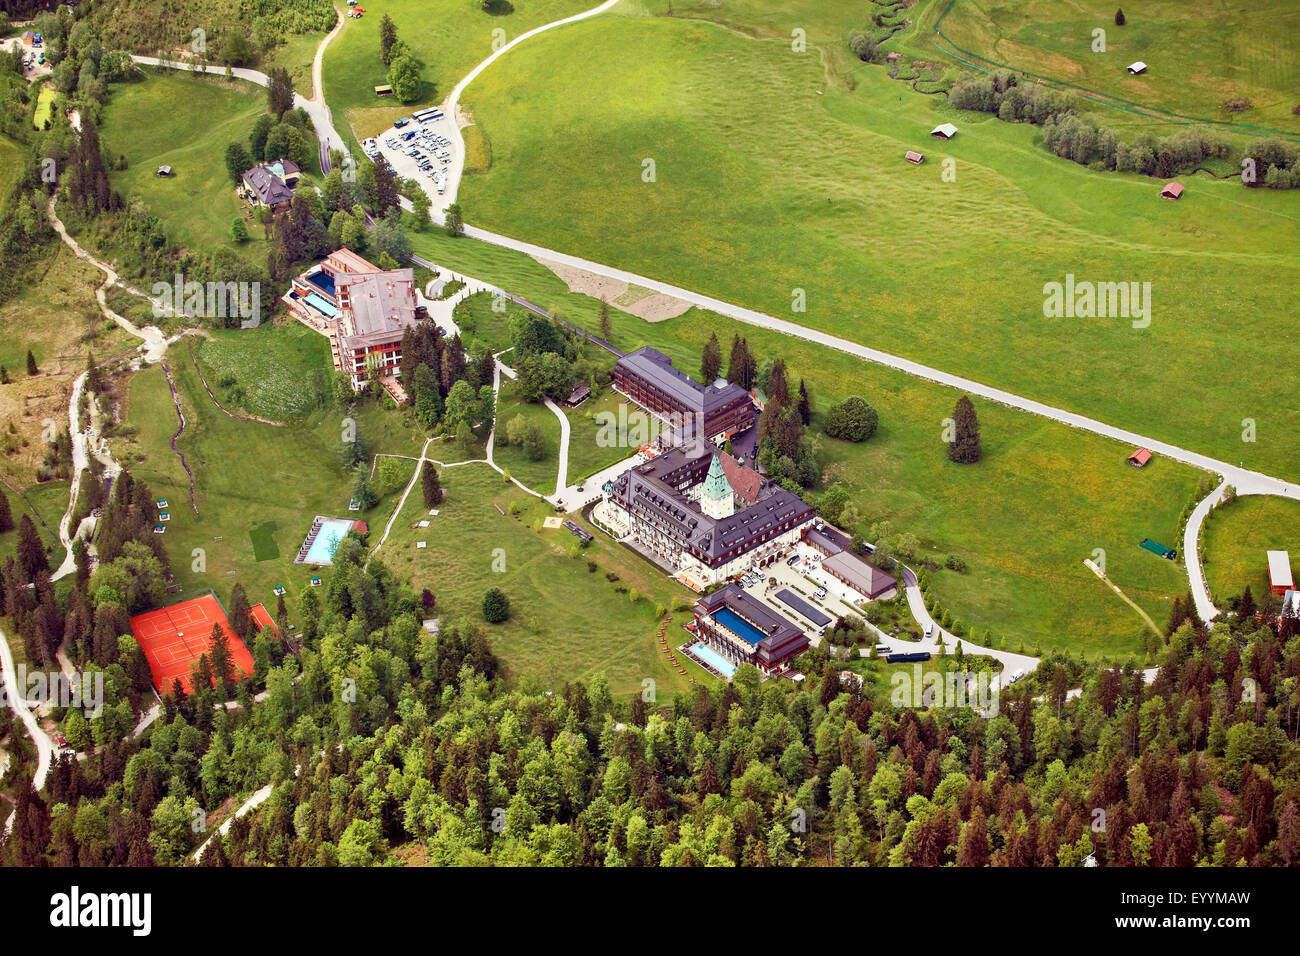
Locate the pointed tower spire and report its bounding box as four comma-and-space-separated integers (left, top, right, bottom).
700, 453, 735, 519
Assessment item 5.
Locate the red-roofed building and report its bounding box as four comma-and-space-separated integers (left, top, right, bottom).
1161, 182, 1184, 200
1128, 448, 1152, 467
905, 150, 925, 164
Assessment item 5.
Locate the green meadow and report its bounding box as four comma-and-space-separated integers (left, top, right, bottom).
98, 73, 273, 267
1201, 495, 1300, 605
493, 376, 562, 493
410, 227, 1198, 659
456, 12, 1300, 478
321, 0, 593, 153
377, 460, 705, 696
937, 0, 1300, 136
193, 321, 334, 421
121, 344, 426, 611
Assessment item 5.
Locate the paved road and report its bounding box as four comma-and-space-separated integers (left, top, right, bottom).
437, 0, 623, 214
897, 565, 1040, 677
0, 626, 54, 833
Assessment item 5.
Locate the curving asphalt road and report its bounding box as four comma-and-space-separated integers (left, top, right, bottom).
437, 0, 623, 214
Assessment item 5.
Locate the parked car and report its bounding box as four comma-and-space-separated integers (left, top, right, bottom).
394, 117, 410, 127
787, 554, 800, 566
813, 586, 828, 600
874, 643, 891, 655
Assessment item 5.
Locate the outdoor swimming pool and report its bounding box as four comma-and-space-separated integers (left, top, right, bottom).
689, 641, 738, 679
711, 607, 766, 647
304, 518, 353, 565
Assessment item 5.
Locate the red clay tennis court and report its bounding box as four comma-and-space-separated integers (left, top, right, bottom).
129, 594, 255, 694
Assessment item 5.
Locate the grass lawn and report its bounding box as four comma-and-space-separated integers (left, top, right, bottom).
193, 321, 334, 421
32, 86, 55, 129
493, 376, 561, 494
120, 344, 428, 613
0, 478, 68, 573
452, 289, 516, 355
321, 0, 594, 154
564, 387, 638, 485
98, 73, 274, 267
456, 12, 1300, 478
377, 460, 706, 696
937, 0, 1300, 137
409, 228, 1199, 660
1201, 495, 1300, 606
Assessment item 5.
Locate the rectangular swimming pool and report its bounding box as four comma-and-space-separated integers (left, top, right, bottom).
689, 642, 737, 678
710, 607, 767, 647
304, 518, 353, 565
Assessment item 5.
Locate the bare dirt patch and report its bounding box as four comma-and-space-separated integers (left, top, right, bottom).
533, 257, 692, 322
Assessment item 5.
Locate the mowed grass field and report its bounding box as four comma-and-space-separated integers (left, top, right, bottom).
938, 0, 1300, 136
321, 0, 593, 152
1201, 495, 1300, 605
457, 13, 1300, 479
378, 461, 707, 696
493, 376, 562, 494
121, 345, 427, 611
410, 229, 1198, 659
98, 73, 272, 266
194, 322, 334, 421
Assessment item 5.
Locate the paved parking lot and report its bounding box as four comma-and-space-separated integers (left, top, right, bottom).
365, 111, 458, 202
1, 38, 52, 82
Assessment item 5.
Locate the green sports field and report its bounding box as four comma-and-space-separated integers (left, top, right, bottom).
98, 73, 274, 267
456, 11, 1300, 479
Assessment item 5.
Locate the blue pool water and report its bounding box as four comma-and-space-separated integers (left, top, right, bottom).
711, 607, 766, 647
305, 518, 353, 565
690, 642, 738, 678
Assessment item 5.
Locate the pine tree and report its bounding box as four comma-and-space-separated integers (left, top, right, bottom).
948, 395, 982, 464
1115, 9, 1126, 26
15, 514, 48, 582
797, 379, 811, 425
599, 299, 612, 342
768, 359, 789, 409
422, 464, 443, 507
228, 583, 252, 641
701, 331, 722, 383
26, 350, 38, 376
0, 486, 12, 533
379, 14, 398, 65
208, 622, 234, 697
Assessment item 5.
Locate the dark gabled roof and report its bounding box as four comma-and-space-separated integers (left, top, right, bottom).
616, 347, 751, 415
608, 443, 813, 564
242, 164, 295, 206
822, 550, 897, 599
697, 584, 808, 663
